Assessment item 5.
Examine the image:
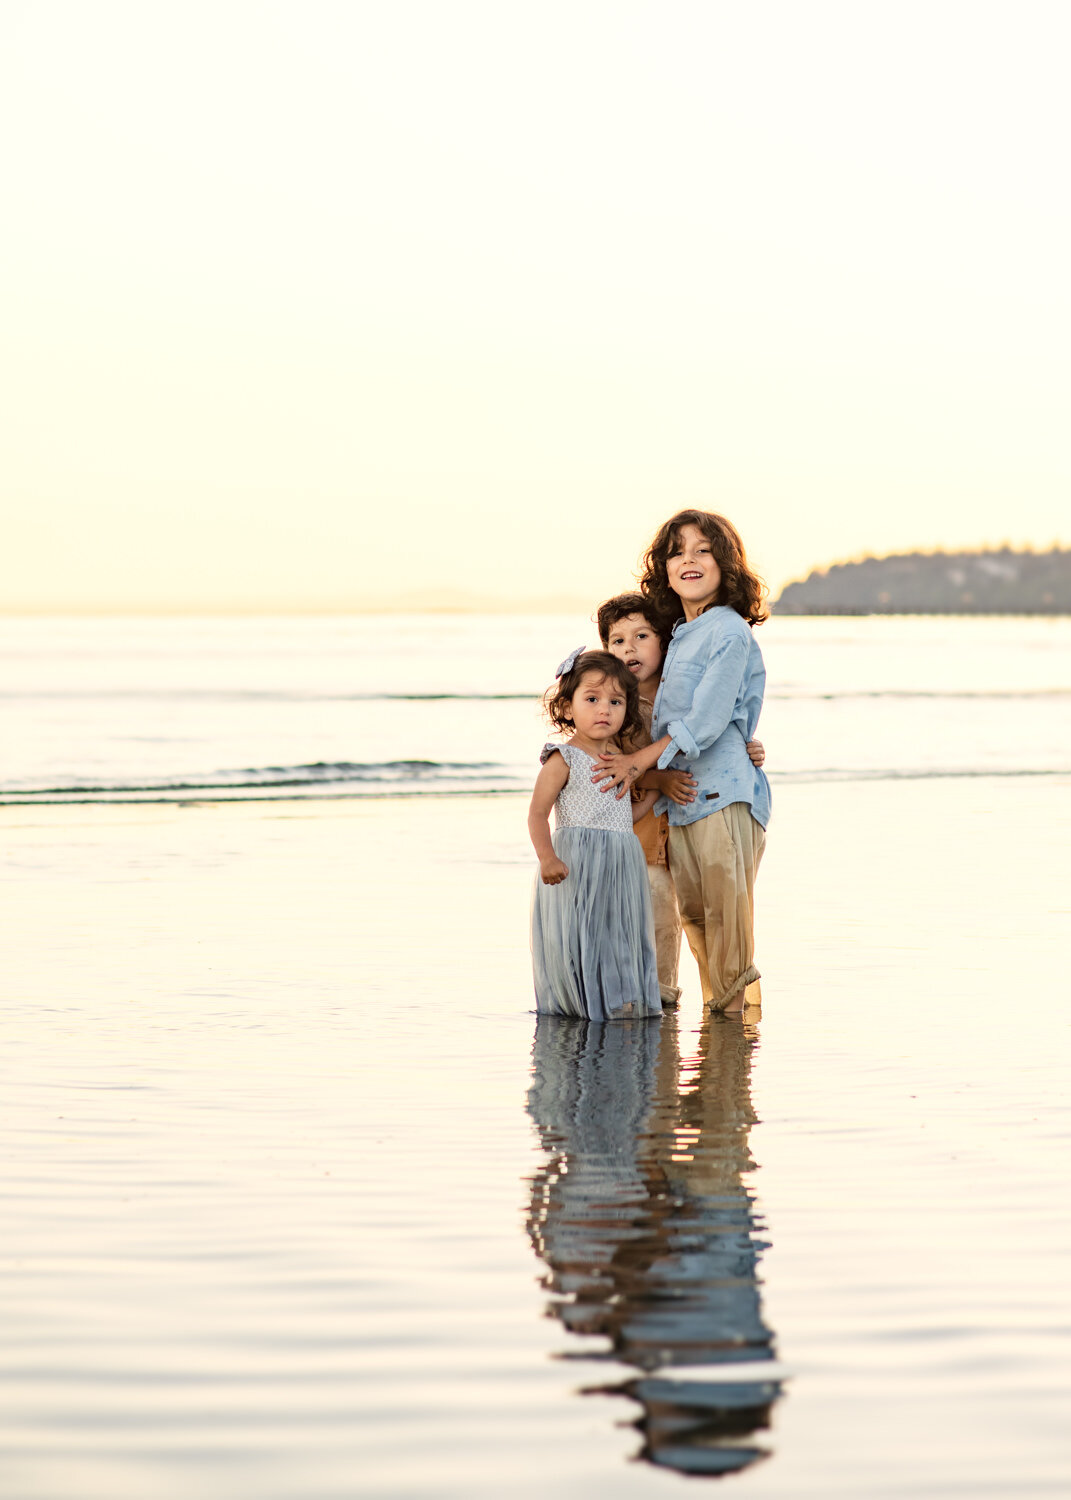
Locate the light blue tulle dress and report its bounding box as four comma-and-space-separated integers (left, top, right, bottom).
531, 743, 662, 1022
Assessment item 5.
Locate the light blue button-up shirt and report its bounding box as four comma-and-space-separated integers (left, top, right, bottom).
652, 605, 771, 829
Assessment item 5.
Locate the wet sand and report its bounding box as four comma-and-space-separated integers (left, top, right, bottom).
2, 776, 1070, 1497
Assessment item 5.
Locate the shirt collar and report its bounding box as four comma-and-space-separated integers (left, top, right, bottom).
670, 604, 726, 639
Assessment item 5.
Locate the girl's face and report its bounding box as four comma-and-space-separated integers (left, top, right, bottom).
605, 613, 663, 692
666, 523, 722, 617
565, 670, 627, 744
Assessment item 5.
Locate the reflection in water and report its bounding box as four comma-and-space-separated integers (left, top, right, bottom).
526, 1013, 782, 1477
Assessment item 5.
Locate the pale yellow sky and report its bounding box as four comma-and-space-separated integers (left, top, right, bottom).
3, 0, 1069, 613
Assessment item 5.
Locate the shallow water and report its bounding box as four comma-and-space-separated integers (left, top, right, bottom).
3, 765, 1070, 1497
3, 614, 1070, 801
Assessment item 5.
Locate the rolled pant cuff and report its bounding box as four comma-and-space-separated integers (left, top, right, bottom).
711, 964, 760, 1010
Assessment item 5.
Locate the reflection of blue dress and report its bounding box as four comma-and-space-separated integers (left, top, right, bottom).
531, 743, 661, 1022
527, 1016, 663, 1290
525, 1012, 781, 1478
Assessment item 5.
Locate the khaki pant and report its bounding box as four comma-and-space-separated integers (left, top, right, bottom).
646, 863, 682, 1006
668, 803, 765, 1010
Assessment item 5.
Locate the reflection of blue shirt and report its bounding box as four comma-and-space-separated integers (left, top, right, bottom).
652, 606, 771, 828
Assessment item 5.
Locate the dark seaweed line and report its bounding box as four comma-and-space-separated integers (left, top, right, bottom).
0, 690, 541, 702
0, 760, 510, 797
2, 765, 1066, 807
0, 788, 526, 806
1, 687, 1069, 703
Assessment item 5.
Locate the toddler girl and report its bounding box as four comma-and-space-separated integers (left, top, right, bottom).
528, 648, 662, 1022
594, 512, 771, 1014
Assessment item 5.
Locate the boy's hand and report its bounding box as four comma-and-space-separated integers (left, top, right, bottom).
747, 738, 765, 767
592, 752, 641, 799
660, 769, 698, 805
540, 855, 569, 885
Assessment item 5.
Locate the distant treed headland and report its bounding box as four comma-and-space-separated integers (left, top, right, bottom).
773, 548, 1071, 615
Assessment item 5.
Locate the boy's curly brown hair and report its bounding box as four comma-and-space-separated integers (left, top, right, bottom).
640, 510, 769, 627
595, 591, 674, 652
543, 650, 645, 744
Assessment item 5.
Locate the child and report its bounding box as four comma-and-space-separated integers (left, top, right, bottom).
528, 648, 662, 1022
597, 593, 766, 1011
593, 514, 771, 1015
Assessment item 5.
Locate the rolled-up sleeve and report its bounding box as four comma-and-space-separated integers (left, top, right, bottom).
656, 633, 749, 768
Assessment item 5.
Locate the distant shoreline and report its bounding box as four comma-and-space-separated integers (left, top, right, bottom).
773, 546, 1071, 616
1, 606, 1070, 620
770, 607, 1071, 617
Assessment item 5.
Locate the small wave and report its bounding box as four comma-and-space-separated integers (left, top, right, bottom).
769, 687, 1071, 701
0, 759, 523, 803
772, 766, 1068, 783
0, 689, 542, 703
2, 762, 1065, 806
2, 686, 1070, 709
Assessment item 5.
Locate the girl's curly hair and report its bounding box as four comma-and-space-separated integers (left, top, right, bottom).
543, 650, 645, 745
640, 510, 769, 627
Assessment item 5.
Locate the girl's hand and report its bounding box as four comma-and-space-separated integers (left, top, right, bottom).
540, 855, 569, 885
660, 769, 698, 805
592, 752, 642, 800
747, 738, 765, 768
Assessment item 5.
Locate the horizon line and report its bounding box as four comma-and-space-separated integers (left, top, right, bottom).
0, 604, 603, 619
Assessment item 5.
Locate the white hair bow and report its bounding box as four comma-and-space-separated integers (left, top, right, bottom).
555, 645, 587, 678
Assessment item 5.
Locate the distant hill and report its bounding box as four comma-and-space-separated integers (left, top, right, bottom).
773, 547, 1071, 615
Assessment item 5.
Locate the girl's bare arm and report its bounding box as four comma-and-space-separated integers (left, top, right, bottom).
528, 752, 571, 884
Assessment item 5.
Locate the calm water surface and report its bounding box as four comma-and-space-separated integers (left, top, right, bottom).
2, 617, 1070, 1497
3, 613, 1069, 801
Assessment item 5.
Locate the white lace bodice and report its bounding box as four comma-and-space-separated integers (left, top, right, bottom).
540, 743, 635, 835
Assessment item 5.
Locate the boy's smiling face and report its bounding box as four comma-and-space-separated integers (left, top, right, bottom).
604, 613, 663, 696
666, 522, 722, 616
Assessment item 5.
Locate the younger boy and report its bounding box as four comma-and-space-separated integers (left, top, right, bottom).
598, 592, 764, 1009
